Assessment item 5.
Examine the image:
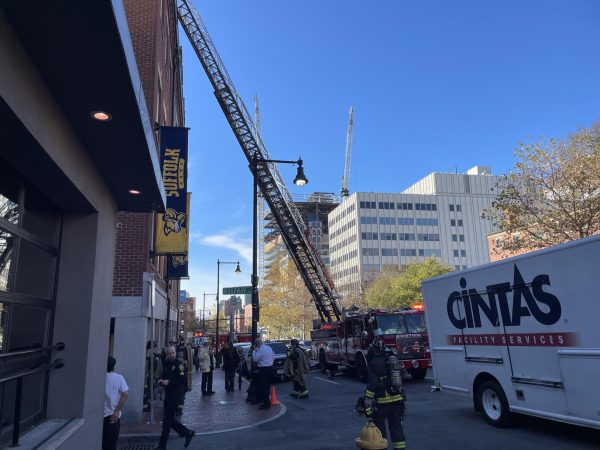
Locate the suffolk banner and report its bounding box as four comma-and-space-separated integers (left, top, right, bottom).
168, 254, 189, 279
154, 126, 190, 254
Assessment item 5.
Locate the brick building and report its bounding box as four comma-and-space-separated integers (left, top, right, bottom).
110, 0, 186, 423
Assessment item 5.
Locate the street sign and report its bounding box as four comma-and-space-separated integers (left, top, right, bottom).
222, 286, 252, 295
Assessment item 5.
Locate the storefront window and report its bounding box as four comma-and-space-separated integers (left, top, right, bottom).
14, 241, 56, 300
0, 230, 13, 292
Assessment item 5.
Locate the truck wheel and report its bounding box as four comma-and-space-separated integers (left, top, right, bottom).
319, 350, 327, 374
410, 368, 427, 380
357, 354, 368, 382
477, 380, 512, 427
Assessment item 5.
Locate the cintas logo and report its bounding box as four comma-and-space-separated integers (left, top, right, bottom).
447, 265, 561, 330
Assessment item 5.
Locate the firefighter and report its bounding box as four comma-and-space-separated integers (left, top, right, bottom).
364, 337, 407, 449
284, 339, 310, 399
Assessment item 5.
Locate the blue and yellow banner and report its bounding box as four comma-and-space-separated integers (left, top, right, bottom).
154, 126, 190, 254
168, 254, 189, 279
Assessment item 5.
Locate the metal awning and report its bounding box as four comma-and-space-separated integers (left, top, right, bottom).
1, 0, 165, 212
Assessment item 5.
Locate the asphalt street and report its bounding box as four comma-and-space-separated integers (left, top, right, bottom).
138, 368, 600, 450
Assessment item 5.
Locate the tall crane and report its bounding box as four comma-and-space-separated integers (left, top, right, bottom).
340, 107, 354, 199
177, 0, 341, 322
254, 95, 266, 285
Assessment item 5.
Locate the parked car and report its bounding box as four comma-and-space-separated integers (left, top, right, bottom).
265, 341, 290, 381
297, 340, 312, 357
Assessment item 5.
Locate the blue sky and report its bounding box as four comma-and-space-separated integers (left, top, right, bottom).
180, 0, 600, 312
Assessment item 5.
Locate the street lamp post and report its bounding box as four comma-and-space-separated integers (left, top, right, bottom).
215, 259, 241, 367
250, 153, 308, 345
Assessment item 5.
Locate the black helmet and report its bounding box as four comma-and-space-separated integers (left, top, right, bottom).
372, 338, 385, 353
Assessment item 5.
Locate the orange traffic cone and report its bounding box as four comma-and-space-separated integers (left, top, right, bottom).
270, 385, 279, 406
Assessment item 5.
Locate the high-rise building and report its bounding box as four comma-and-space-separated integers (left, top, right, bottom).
263, 192, 339, 275
328, 166, 499, 299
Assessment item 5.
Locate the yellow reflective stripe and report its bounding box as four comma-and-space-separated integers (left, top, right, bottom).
365, 390, 374, 398
377, 395, 403, 404
392, 441, 406, 449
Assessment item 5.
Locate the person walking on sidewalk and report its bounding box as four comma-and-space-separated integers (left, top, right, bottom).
252, 338, 274, 410
199, 342, 215, 396
103, 356, 129, 450
155, 346, 195, 450
219, 342, 240, 392
284, 339, 310, 399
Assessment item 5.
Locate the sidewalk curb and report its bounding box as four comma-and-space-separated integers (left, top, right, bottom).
121, 401, 287, 438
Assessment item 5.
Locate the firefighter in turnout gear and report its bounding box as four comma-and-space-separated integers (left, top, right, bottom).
155, 346, 195, 450
364, 337, 407, 449
284, 339, 309, 399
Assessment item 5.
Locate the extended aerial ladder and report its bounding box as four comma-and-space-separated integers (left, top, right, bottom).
177, 0, 341, 322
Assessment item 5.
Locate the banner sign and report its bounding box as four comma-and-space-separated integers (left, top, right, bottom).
154, 126, 189, 254
168, 254, 189, 279
179, 290, 187, 303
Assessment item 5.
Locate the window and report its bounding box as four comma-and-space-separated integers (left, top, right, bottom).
456, 204, 462, 212
449, 204, 454, 212
459, 234, 465, 242
398, 217, 414, 226
381, 233, 397, 241
381, 248, 398, 256
378, 202, 395, 210
417, 233, 440, 241
362, 248, 379, 256
379, 217, 397, 225
360, 216, 377, 225
452, 234, 457, 242
457, 219, 463, 227
400, 249, 416, 256
418, 249, 441, 257
461, 250, 466, 257
398, 202, 413, 210
0, 159, 61, 438
416, 218, 438, 226
398, 233, 415, 241
415, 203, 437, 211
453, 250, 459, 257
360, 201, 376, 209
361, 232, 378, 240
450, 219, 456, 226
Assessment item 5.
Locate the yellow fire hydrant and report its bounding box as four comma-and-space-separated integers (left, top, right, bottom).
355, 419, 388, 449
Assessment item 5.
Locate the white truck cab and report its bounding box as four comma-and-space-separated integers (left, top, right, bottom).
422, 235, 600, 429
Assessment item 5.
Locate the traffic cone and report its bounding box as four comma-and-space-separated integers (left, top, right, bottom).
270, 385, 279, 406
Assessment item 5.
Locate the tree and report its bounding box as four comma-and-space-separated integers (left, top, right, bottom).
484, 121, 600, 254
366, 259, 453, 310
259, 255, 316, 339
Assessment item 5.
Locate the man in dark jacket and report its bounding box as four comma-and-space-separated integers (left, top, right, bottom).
155, 346, 195, 450
364, 338, 406, 449
219, 342, 240, 392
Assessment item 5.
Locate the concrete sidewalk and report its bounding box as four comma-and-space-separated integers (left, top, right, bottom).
121, 368, 285, 438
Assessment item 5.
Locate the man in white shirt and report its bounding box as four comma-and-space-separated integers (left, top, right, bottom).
103, 356, 129, 450
252, 339, 274, 409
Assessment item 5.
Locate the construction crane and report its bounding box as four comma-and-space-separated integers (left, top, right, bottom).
254, 95, 266, 285
340, 107, 354, 199
177, 0, 341, 322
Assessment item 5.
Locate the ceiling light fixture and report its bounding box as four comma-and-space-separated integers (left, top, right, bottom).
91, 111, 113, 122
128, 189, 142, 195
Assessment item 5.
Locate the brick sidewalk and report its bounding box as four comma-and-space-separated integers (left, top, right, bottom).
121, 368, 284, 436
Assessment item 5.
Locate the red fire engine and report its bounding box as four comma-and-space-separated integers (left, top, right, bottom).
310, 305, 431, 381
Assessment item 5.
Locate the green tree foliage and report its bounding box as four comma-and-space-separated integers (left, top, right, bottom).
259, 255, 315, 339
483, 120, 600, 254
366, 259, 453, 310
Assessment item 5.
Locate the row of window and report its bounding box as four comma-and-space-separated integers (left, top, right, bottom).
449, 204, 462, 212
330, 203, 356, 226
450, 219, 463, 227
361, 232, 441, 241
330, 233, 357, 254
330, 248, 358, 267
332, 265, 359, 279
330, 218, 356, 239
359, 201, 439, 211
361, 248, 445, 258
360, 217, 440, 226
452, 234, 465, 242
453, 249, 467, 257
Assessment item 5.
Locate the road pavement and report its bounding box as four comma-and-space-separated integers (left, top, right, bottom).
121, 367, 600, 449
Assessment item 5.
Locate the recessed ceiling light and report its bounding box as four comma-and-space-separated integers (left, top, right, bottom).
128, 189, 142, 195
91, 111, 112, 122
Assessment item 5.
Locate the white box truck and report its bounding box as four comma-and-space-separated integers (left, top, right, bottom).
422, 235, 600, 429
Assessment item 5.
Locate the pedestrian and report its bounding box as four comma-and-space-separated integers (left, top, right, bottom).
252, 338, 274, 410
155, 346, 195, 450
103, 356, 129, 450
219, 342, 240, 392
199, 341, 215, 395
284, 339, 310, 399
364, 338, 407, 450
193, 345, 200, 372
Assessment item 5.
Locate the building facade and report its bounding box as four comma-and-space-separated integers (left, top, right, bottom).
329, 166, 499, 299
0, 1, 165, 447
110, 0, 186, 423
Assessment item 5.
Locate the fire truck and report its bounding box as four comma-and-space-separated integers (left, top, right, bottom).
310, 306, 431, 381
